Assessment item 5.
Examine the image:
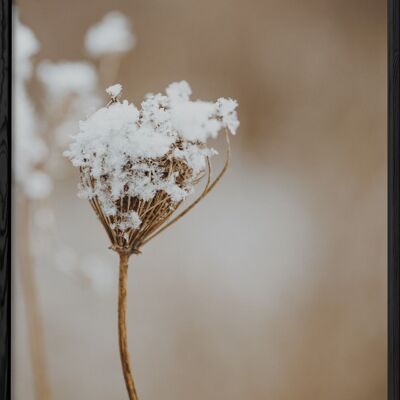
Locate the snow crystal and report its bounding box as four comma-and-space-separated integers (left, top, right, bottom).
116, 211, 142, 230
106, 83, 122, 98
85, 11, 135, 56
165, 80, 192, 102
216, 98, 240, 135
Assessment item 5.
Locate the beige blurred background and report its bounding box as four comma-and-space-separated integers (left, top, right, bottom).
13, 0, 387, 399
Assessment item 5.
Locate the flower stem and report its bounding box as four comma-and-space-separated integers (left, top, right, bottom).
118, 253, 139, 400
19, 197, 52, 400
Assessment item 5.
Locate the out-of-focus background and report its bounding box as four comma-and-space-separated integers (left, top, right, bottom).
13, 0, 387, 399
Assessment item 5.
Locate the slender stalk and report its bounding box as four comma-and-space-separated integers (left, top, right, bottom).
118, 253, 139, 400
18, 197, 52, 400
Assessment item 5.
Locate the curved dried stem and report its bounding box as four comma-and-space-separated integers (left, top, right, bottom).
142, 130, 231, 245
118, 253, 139, 400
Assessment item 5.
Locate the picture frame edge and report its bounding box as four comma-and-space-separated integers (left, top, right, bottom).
0, 0, 11, 399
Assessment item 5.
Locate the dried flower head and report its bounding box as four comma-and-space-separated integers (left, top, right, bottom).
64, 81, 238, 255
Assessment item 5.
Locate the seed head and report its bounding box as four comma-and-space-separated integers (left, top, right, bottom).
64, 81, 238, 255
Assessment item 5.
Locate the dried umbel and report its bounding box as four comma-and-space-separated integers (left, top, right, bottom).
66, 81, 238, 255
65, 81, 238, 400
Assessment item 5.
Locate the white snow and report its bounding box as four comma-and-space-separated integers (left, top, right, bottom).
167, 81, 239, 141
37, 61, 98, 98
65, 81, 239, 231
85, 11, 135, 57
14, 10, 39, 80
13, 10, 53, 199
106, 83, 122, 98
216, 98, 240, 135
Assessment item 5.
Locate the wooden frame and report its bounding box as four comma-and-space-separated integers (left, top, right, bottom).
389, 1, 400, 399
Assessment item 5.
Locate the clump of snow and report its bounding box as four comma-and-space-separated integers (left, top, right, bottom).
167, 81, 239, 142
85, 11, 135, 57
106, 83, 122, 98
37, 61, 98, 98
216, 98, 240, 135
64, 81, 238, 233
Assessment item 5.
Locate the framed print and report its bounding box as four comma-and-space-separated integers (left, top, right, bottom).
0, 0, 396, 399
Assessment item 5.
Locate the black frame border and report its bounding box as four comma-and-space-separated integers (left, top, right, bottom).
0, 0, 11, 399
0, 1, 397, 400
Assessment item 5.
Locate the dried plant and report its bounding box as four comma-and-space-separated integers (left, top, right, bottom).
65, 81, 239, 399
14, 9, 136, 399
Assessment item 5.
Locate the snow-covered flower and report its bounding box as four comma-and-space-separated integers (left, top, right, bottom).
85, 11, 135, 57
65, 81, 238, 255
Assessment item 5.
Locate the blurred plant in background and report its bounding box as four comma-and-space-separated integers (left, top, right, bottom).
13, 8, 136, 400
